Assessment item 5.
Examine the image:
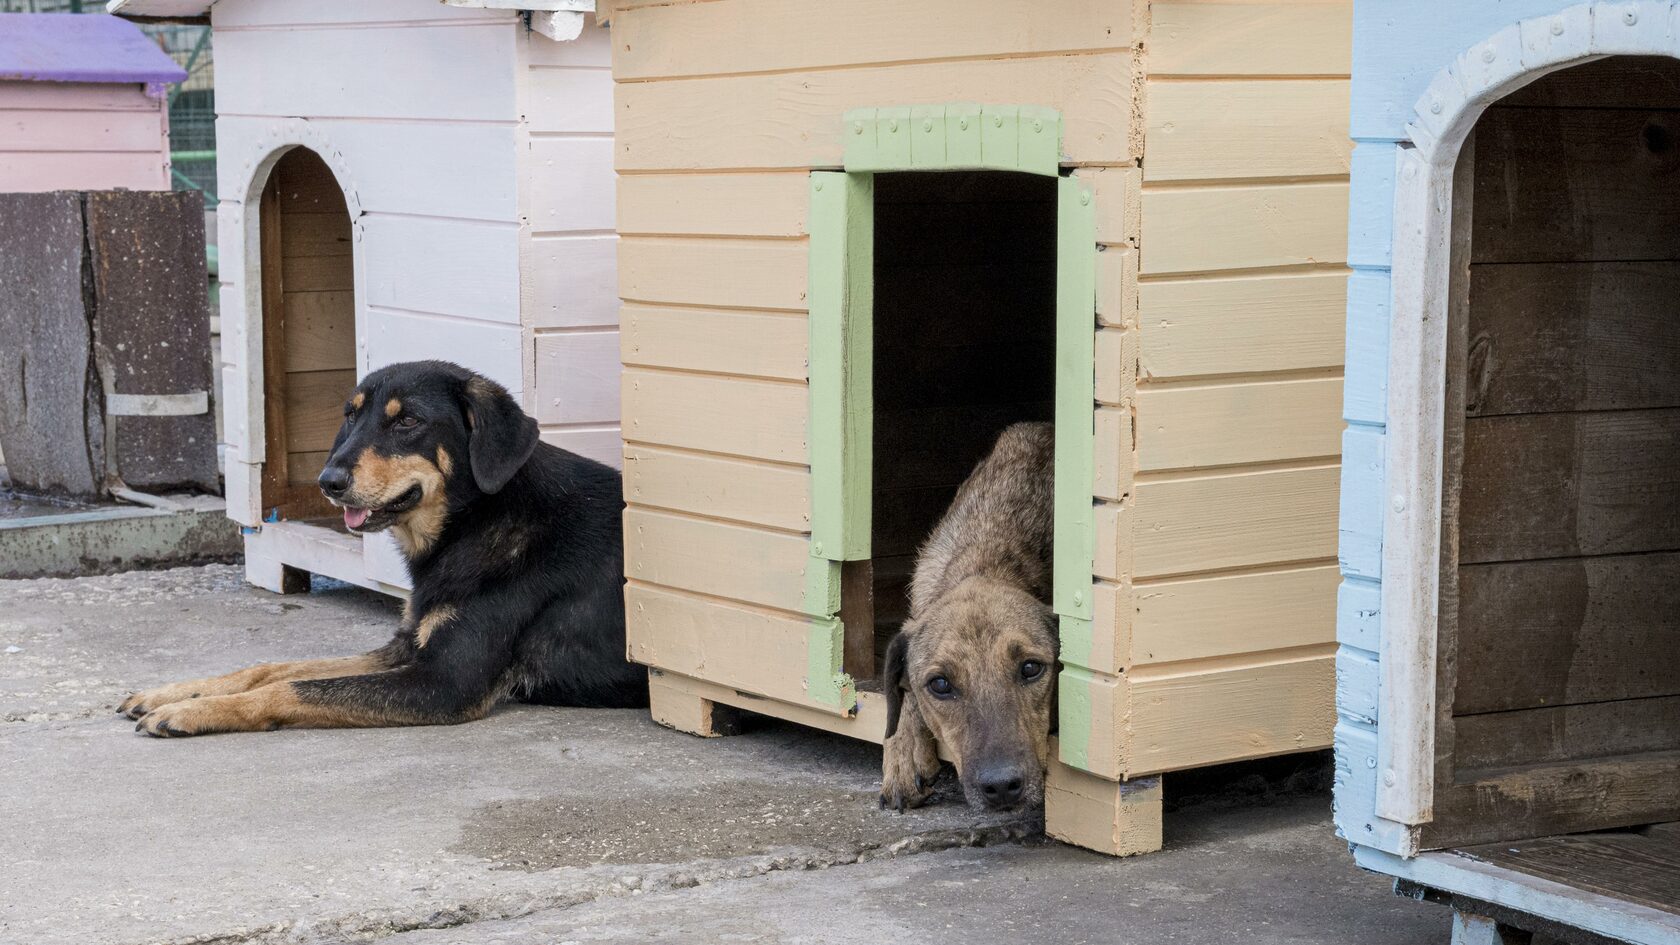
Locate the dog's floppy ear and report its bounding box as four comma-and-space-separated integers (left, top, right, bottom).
882, 629, 912, 739
461, 375, 539, 494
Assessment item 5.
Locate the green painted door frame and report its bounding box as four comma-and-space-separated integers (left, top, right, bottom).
806, 104, 1097, 734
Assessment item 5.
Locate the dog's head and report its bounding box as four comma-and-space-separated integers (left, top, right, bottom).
317, 360, 538, 557
882, 576, 1058, 812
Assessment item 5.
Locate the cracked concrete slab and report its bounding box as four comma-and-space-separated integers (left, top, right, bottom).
0, 565, 1449, 945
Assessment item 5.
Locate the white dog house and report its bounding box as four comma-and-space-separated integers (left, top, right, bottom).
112, 0, 619, 596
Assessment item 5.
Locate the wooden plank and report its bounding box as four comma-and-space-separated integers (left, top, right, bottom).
287, 450, 330, 486
616, 52, 1138, 171
1461, 829, 1680, 919
1455, 554, 1680, 714
1130, 563, 1339, 665
1124, 649, 1336, 775
528, 233, 618, 330
525, 63, 613, 134
527, 137, 616, 233
611, 0, 1134, 80
623, 445, 809, 532
281, 369, 355, 454
1120, 463, 1340, 580
1094, 328, 1138, 407
624, 508, 813, 613
1455, 696, 1680, 771
626, 584, 833, 711
0, 108, 166, 153
1471, 105, 1680, 264
1148, 2, 1352, 77
1459, 410, 1680, 564
1143, 79, 1351, 182
363, 214, 521, 326
0, 82, 155, 111
1054, 177, 1098, 624
1497, 56, 1680, 109
1093, 407, 1133, 502
621, 304, 806, 381
212, 0, 506, 26
1134, 376, 1343, 471
619, 237, 807, 310
279, 254, 352, 293
281, 292, 355, 374
0, 151, 167, 193
1427, 752, 1680, 850
1137, 271, 1346, 379
621, 368, 807, 464
532, 330, 621, 425
1140, 182, 1348, 275
807, 172, 872, 563
1466, 262, 1680, 416
617, 173, 809, 237
364, 310, 524, 398
278, 212, 351, 258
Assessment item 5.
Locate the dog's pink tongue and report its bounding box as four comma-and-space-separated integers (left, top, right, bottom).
344, 506, 370, 529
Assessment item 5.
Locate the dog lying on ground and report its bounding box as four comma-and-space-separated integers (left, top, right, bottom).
120, 360, 646, 736
880, 421, 1057, 812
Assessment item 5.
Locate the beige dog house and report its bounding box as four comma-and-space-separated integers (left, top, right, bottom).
113, 0, 620, 595
610, 0, 1352, 855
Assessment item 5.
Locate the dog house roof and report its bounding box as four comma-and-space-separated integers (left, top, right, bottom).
0, 13, 186, 86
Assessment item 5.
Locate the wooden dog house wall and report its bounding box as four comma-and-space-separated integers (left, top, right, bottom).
1337, 3, 1680, 941
113, 0, 623, 597
611, 0, 1353, 856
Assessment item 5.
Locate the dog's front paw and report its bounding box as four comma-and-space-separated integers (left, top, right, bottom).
135, 698, 227, 738
119, 681, 203, 720
879, 734, 941, 812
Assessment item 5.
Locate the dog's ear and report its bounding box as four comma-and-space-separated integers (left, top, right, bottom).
461, 375, 539, 494
882, 628, 912, 739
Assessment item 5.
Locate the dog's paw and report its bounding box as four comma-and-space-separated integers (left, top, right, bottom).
134, 699, 221, 738
879, 734, 942, 812
119, 681, 204, 720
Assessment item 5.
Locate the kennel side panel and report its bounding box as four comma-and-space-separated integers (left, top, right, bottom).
0, 81, 171, 193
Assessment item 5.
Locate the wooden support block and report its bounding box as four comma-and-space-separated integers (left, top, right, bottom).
1045, 761, 1163, 857
1450, 912, 1532, 945
245, 548, 310, 596
647, 669, 744, 738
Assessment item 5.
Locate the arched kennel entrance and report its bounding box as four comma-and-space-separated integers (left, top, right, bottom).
256, 147, 355, 522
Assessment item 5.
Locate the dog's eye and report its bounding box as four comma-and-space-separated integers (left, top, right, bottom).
926, 676, 955, 699
1020, 660, 1045, 681
393, 416, 421, 430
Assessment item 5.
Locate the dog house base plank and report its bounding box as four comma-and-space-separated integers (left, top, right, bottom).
1045, 762, 1162, 858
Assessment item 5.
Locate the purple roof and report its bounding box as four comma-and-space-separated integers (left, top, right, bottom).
0, 13, 186, 87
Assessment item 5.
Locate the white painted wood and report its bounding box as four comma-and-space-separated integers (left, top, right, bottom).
365, 308, 524, 397
525, 65, 613, 134
210, 0, 506, 26
530, 11, 587, 42
1376, 145, 1448, 826
526, 234, 619, 328
448, 0, 593, 11
533, 330, 621, 424
525, 15, 612, 67
361, 214, 521, 324
541, 426, 622, 469
526, 137, 615, 233
362, 531, 412, 590
222, 448, 261, 527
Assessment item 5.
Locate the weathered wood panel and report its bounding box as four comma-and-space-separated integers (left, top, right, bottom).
620, 304, 807, 381
1455, 554, 1680, 714
1120, 464, 1341, 579
1140, 183, 1348, 275
1427, 752, 1680, 850
1148, 2, 1351, 77
1143, 80, 1350, 182
624, 444, 810, 533
624, 508, 812, 613
1137, 271, 1346, 379
621, 369, 807, 463
616, 52, 1137, 171
281, 292, 355, 374
282, 370, 356, 453
617, 173, 808, 237
611, 0, 1134, 80
1456, 696, 1680, 771
1129, 563, 1340, 665
619, 237, 808, 310
1459, 410, 1680, 564
1134, 376, 1343, 471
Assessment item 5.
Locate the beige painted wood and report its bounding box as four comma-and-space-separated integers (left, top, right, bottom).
281, 292, 355, 374
625, 508, 813, 613
1144, 80, 1351, 182
621, 304, 807, 381
1093, 407, 1134, 502
618, 173, 809, 237
611, 0, 1137, 80
1126, 563, 1339, 666
1140, 182, 1348, 275
627, 584, 830, 710
1148, 2, 1352, 77
624, 445, 810, 532
1096, 245, 1139, 326
621, 369, 807, 463
1094, 328, 1139, 407
645, 665, 891, 744
1124, 648, 1336, 775
616, 52, 1138, 171
647, 670, 741, 737
1078, 165, 1142, 246
619, 237, 808, 310
1045, 763, 1162, 857
1137, 271, 1346, 379
1117, 463, 1340, 579
1134, 376, 1343, 471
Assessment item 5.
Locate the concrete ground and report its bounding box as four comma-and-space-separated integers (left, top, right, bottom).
0, 565, 1452, 945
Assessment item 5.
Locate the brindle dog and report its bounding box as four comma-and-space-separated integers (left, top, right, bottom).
880, 421, 1057, 812
119, 360, 646, 736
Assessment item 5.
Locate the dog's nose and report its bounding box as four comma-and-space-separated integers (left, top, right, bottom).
318, 465, 352, 498
975, 765, 1026, 809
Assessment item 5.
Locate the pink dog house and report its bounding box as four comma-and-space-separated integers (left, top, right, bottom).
0, 13, 184, 193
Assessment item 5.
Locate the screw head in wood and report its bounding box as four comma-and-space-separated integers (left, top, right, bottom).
994, 116, 1003, 128
923, 119, 932, 132
888, 119, 898, 132
1073, 591, 1084, 606
854, 122, 864, 135
814, 179, 823, 192
813, 541, 824, 555
1382, 770, 1396, 787
1550, 18, 1565, 35
1623, 8, 1638, 25
1429, 98, 1442, 115
1033, 119, 1043, 132
1391, 495, 1406, 513
1079, 191, 1090, 206
959, 118, 969, 130
1481, 47, 1495, 63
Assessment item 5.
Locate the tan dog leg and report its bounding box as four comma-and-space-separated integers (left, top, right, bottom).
119, 654, 387, 720
134, 681, 390, 736
880, 694, 942, 811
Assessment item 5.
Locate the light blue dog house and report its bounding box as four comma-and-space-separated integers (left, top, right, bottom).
1337, 2, 1680, 942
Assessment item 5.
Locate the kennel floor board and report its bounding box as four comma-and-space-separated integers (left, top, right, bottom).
1456, 823, 1680, 919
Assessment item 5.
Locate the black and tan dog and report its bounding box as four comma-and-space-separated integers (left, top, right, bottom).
880, 421, 1057, 812
120, 360, 646, 736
